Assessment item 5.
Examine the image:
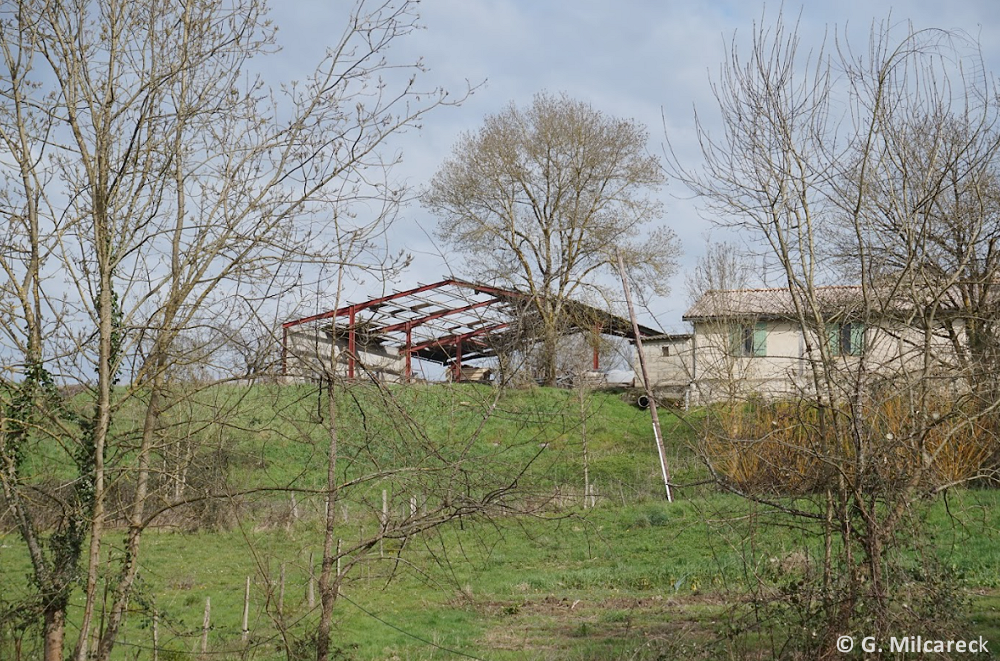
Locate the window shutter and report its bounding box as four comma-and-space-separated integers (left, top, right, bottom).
826, 323, 840, 356
729, 325, 741, 356
753, 322, 767, 357
849, 323, 865, 356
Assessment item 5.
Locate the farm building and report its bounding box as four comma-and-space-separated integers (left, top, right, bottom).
282, 278, 660, 383
634, 286, 974, 405
629, 333, 694, 404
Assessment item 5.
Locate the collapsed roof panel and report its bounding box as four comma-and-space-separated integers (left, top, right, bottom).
282, 278, 661, 379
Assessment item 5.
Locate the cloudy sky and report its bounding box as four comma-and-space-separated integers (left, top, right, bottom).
273, 0, 1000, 333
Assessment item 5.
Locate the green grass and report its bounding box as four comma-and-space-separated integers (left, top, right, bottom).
6, 491, 999, 659
2, 383, 999, 660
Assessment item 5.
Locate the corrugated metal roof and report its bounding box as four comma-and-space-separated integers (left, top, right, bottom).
640, 333, 693, 342
284, 277, 662, 367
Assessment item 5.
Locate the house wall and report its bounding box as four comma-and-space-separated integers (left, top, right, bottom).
691, 319, 805, 403
284, 326, 405, 382
633, 337, 694, 399
685, 318, 967, 404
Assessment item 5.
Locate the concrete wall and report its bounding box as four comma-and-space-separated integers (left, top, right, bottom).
284, 326, 405, 382
634, 336, 694, 400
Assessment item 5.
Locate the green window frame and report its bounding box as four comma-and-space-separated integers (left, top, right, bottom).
731, 322, 767, 357
826, 322, 865, 357
845, 323, 865, 356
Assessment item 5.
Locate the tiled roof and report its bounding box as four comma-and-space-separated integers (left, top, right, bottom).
641, 332, 693, 342
683, 286, 866, 320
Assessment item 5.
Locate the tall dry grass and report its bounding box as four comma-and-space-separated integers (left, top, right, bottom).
703, 397, 1000, 493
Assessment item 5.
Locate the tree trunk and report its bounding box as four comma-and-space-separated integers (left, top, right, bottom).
95, 382, 162, 661
43, 604, 65, 661
317, 377, 339, 661
540, 299, 561, 387
542, 325, 558, 386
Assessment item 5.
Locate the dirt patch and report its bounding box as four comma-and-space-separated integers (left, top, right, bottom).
475, 592, 727, 658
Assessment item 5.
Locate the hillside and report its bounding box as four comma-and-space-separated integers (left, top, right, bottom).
1, 383, 998, 660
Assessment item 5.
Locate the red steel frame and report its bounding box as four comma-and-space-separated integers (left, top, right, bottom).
281, 278, 658, 381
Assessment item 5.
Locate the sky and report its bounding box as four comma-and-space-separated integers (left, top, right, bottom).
270, 0, 1000, 334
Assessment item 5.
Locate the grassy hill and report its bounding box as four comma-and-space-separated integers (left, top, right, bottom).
1, 382, 998, 660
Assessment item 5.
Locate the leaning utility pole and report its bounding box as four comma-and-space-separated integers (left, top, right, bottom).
617, 250, 673, 502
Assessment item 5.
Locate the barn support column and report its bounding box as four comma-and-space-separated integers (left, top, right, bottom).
452, 339, 463, 382
348, 307, 356, 379
592, 323, 602, 371
282, 326, 288, 376
404, 324, 413, 381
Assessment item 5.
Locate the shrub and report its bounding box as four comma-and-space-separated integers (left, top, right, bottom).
702, 397, 1000, 493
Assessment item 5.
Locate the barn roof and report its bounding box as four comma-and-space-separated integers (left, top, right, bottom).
283, 278, 660, 370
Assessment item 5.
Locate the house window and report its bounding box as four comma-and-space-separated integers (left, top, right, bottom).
661, 345, 671, 357
731, 322, 767, 357
826, 322, 865, 356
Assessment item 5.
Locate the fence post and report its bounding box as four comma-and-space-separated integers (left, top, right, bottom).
336, 538, 342, 597
307, 552, 316, 608
241, 576, 250, 643
381, 489, 388, 557
278, 564, 286, 614
200, 597, 210, 655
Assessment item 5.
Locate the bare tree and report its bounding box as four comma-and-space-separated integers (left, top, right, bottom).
685, 240, 756, 305
684, 241, 760, 403
0, 1, 458, 660
424, 91, 679, 385
829, 115, 1000, 394
669, 13, 1000, 655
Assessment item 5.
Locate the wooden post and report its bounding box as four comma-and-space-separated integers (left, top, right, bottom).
201, 597, 210, 655
381, 489, 388, 557
152, 610, 159, 661
348, 307, 356, 379
410, 495, 417, 517
593, 323, 601, 370
307, 552, 315, 608
617, 250, 672, 502
336, 539, 342, 597
241, 576, 250, 643
404, 325, 413, 380
278, 564, 286, 615
580, 386, 590, 509
281, 326, 288, 376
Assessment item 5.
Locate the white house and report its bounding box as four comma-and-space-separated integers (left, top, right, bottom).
635, 287, 968, 405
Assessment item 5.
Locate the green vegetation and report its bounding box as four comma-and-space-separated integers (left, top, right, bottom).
2, 383, 998, 660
